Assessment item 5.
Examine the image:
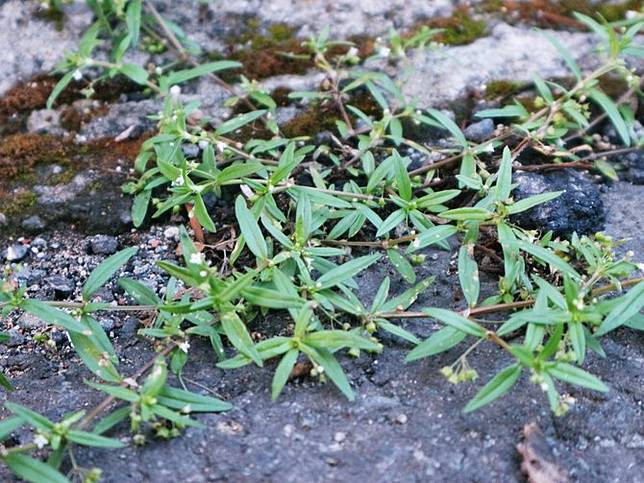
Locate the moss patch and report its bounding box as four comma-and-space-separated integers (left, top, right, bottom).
480, 0, 641, 28
409, 6, 487, 46
281, 91, 382, 138
0, 134, 74, 178
211, 19, 375, 81
484, 80, 526, 101
0, 190, 38, 217
0, 75, 146, 120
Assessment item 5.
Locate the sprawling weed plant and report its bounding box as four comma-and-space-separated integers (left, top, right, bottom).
1, 2, 643, 480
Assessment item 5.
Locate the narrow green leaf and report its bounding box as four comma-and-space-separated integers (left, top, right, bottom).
495, 147, 513, 201
543, 32, 581, 80
458, 244, 479, 307
596, 281, 644, 335
463, 364, 521, 412
0, 417, 23, 441
394, 152, 412, 201
193, 193, 216, 232
221, 311, 262, 367
316, 253, 381, 290
377, 319, 420, 344
118, 278, 160, 305
427, 108, 467, 147
85, 381, 139, 402
387, 249, 416, 284
157, 386, 232, 412
131, 189, 151, 227
423, 308, 485, 337
67, 430, 125, 448
165, 61, 241, 88
302, 345, 354, 401
21, 300, 87, 334
507, 191, 563, 214
588, 88, 630, 146
125, 0, 142, 46
215, 110, 267, 135
406, 326, 467, 362
83, 247, 137, 300
4, 402, 53, 431
548, 363, 608, 392
120, 63, 149, 85
407, 225, 457, 253
271, 349, 298, 400
92, 406, 130, 435
440, 207, 492, 221
516, 241, 580, 280
376, 209, 406, 237
46, 71, 75, 109
235, 195, 268, 260
5, 454, 70, 483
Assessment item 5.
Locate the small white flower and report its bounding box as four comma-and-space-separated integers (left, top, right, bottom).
179, 341, 190, 353
189, 253, 203, 264
170, 85, 181, 99
216, 142, 227, 153
33, 434, 48, 449
199, 270, 208, 277
347, 47, 359, 58
378, 46, 391, 57
72, 69, 83, 81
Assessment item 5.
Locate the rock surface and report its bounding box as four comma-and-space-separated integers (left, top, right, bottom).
395, 24, 600, 108
511, 169, 605, 237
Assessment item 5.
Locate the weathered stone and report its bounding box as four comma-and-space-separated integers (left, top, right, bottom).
394, 24, 602, 108
17, 312, 45, 329
4, 244, 28, 262
464, 118, 495, 143
21, 215, 45, 233
511, 170, 604, 237
46, 276, 75, 299
88, 235, 119, 255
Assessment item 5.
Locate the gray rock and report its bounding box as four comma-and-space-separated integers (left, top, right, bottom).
17, 312, 45, 329
14, 268, 45, 286
26, 109, 64, 135
153, 0, 455, 51
0, 213, 6, 225
0, 1, 92, 95
5, 327, 26, 347
80, 99, 160, 140
33, 170, 133, 235
31, 238, 47, 249
46, 276, 75, 299
21, 215, 45, 233
511, 170, 604, 237
621, 150, 644, 185
395, 24, 601, 108
181, 143, 200, 159
89, 235, 119, 255
99, 318, 116, 332
464, 119, 495, 143
5, 244, 29, 262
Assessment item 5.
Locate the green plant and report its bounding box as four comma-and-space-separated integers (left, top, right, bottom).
2, 4, 643, 481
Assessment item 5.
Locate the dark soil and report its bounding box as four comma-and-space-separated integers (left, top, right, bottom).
1, 182, 643, 482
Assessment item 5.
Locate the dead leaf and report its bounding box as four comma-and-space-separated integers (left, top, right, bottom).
517, 423, 569, 483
